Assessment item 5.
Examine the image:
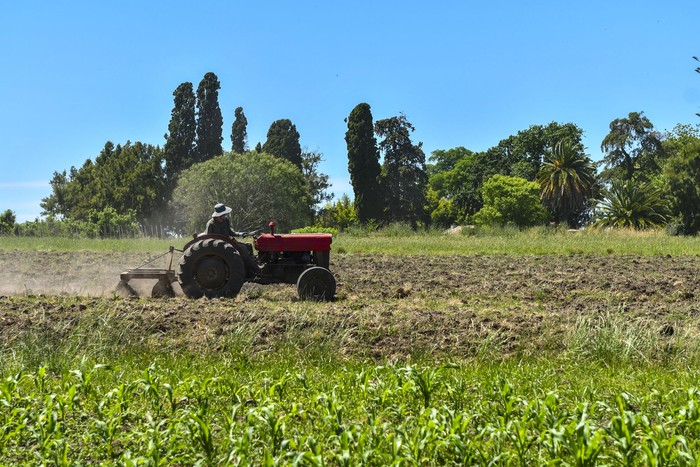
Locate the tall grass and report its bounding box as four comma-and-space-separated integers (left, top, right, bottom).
336, 225, 700, 255
567, 305, 700, 367
2, 225, 698, 255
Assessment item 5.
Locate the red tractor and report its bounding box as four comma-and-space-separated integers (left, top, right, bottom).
119, 221, 335, 301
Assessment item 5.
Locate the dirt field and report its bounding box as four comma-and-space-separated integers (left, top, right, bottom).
1, 250, 699, 358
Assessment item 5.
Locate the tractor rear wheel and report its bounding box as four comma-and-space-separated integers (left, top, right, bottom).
296, 266, 336, 301
177, 239, 245, 298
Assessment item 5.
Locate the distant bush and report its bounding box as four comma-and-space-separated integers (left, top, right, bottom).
315, 194, 358, 231
5, 208, 143, 238
291, 226, 338, 235
473, 175, 549, 228
0, 209, 16, 234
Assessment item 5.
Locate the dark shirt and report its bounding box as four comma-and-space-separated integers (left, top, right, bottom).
205, 217, 234, 237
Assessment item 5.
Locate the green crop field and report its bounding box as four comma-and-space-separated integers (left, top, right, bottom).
1, 230, 699, 464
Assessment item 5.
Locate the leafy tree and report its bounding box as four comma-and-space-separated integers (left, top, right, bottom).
493, 122, 584, 180
42, 159, 96, 220
663, 124, 700, 234
594, 180, 669, 229
41, 141, 165, 223
92, 142, 166, 222
263, 119, 303, 169
195, 72, 224, 163
600, 111, 664, 183
301, 149, 333, 218
375, 114, 428, 227
172, 152, 312, 234
345, 103, 383, 223
230, 106, 248, 153
163, 82, 196, 197
426, 187, 456, 227
41, 170, 70, 217
0, 209, 16, 234
473, 175, 549, 228
255, 142, 263, 153
427, 147, 473, 176
428, 149, 500, 222
537, 140, 597, 227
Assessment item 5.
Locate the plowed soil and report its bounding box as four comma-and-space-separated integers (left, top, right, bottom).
1, 250, 699, 358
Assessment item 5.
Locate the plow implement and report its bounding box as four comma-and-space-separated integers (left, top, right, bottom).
117, 247, 179, 298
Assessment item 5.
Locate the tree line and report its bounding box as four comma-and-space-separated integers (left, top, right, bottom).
338, 105, 700, 235
32, 72, 331, 235
2, 59, 699, 237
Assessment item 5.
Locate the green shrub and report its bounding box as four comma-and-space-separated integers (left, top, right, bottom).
473, 175, 549, 228
291, 226, 339, 235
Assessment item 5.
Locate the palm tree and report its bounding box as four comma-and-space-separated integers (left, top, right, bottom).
537, 140, 597, 227
594, 180, 669, 229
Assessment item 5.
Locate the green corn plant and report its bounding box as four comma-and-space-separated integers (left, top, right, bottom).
187, 412, 215, 463
256, 405, 287, 457
136, 363, 163, 415
569, 404, 604, 467
608, 393, 642, 466
411, 366, 440, 409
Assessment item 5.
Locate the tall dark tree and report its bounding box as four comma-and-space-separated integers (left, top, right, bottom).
230, 106, 248, 153
195, 72, 224, 163
163, 82, 196, 196
375, 114, 428, 227
601, 111, 664, 183
345, 103, 383, 223
262, 119, 302, 169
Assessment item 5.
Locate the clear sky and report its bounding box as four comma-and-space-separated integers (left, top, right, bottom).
1, 1, 699, 222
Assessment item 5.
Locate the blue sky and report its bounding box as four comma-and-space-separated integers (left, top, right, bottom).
1, 1, 699, 222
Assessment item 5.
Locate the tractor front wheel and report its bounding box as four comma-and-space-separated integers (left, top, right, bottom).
177, 239, 245, 298
296, 267, 336, 301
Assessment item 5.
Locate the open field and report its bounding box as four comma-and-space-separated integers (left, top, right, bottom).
1, 250, 699, 359
1, 234, 700, 463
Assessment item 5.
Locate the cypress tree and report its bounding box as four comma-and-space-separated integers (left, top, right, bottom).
345, 103, 383, 223
262, 119, 302, 169
195, 72, 224, 163
230, 106, 248, 153
163, 82, 196, 196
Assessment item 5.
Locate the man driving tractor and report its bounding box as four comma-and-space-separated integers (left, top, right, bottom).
206, 203, 261, 277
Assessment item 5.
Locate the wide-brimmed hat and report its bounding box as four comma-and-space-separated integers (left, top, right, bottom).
211, 203, 232, 218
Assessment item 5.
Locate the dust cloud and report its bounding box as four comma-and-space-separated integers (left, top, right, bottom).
0, 251, 170, 297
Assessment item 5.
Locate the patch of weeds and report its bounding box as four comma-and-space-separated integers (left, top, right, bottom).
534, 288, 550, 303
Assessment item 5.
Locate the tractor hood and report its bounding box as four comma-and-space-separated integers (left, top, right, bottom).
254, 233, 332, 252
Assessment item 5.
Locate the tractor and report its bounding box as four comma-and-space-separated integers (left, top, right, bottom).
118, 221, 335, 300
